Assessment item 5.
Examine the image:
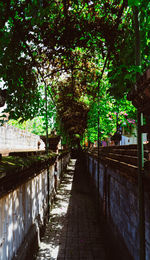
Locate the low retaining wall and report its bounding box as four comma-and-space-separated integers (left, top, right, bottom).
0, 151, 70, 260
83, 146, 150, 260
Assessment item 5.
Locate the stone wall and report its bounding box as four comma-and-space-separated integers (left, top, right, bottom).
84, 146, 150, 260
0, 124, 45, 154
0, 152, 70, 260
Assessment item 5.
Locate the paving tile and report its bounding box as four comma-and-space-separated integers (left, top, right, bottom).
34, 159, 107, 260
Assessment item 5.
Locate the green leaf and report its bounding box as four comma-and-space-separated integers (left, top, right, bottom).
128, 0, 140, 6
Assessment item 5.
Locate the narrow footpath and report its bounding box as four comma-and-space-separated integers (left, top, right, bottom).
34, 159, 108, 260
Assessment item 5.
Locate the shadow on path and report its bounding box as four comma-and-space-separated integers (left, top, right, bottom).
34, 159, 109, 260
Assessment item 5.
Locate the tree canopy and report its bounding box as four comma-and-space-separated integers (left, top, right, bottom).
0, 0, 149, 143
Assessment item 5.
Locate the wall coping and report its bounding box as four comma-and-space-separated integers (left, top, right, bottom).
84, 147, 150, 186
0, 150, 70, 198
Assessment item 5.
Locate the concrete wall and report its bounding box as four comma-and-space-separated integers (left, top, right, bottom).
85, 152, 150, 260
121, 127, 147, 145
0, 153, 70, 260
0, 124, 45, 153
121, 134, 147, 145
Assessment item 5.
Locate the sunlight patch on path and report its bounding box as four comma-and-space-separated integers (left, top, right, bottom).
35, 159, 76, 260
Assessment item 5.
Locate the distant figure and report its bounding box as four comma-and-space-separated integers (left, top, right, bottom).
38, 141, 41, 150
102, 140, 107, 147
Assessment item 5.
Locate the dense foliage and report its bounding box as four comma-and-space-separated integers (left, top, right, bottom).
0, 0, 149, 144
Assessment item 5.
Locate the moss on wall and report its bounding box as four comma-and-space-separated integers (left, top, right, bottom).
0, 152, 57, 175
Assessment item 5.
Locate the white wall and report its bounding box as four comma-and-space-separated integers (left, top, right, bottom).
0, 124, 45, 153
0, 168, 49, 260
121, 127, 147, 145
0, 153, 70, 260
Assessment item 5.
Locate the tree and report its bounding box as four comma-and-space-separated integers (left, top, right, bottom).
108, 0, 150, 98
86, 77, 137, 144
0, 0, 149, 143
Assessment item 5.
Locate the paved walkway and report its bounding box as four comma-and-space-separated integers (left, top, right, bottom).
34, 159, 108, 260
